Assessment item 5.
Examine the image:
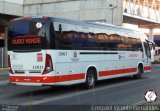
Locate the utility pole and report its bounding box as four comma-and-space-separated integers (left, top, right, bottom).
109, 4, 117, 24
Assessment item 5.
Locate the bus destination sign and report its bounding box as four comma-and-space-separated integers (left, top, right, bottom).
11, 36, 41, 45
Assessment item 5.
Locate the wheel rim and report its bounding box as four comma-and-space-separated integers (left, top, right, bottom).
88, 74, 94, 86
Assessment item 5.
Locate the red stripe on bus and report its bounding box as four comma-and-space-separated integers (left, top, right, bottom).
10, 73, 85, 83
144, 66, 152, 71
99, 68, 137, 77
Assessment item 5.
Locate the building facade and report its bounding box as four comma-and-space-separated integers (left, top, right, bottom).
24, 0, 123, 25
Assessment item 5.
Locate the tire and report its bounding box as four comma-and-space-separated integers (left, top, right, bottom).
134, 67, 142, 79
85, 69, 96, 89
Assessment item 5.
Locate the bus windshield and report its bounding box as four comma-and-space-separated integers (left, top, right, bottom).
8, 19, 50, 51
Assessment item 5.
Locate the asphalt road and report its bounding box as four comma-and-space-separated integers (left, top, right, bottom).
0, 65, 160, 111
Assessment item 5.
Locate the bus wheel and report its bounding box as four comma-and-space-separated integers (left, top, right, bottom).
134, 67, 142, 79
85, 69, 96, 89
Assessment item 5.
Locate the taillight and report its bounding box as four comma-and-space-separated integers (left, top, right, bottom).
42, 54, 53, 74
23, 16, 31, 20
8, 55, 14, 74
43, 16, 47, 19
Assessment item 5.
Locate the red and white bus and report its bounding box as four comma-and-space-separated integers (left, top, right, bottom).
8, 17, 152, 88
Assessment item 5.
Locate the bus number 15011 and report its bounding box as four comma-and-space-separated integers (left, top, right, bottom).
33, 65, 44, 70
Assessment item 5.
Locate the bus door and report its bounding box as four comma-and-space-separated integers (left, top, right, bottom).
149, 41, 155, 62
143, 40, 151, 69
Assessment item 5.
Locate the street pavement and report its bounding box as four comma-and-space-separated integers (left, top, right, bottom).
0, 66, 160, 111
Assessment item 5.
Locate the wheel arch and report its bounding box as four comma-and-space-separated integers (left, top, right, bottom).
86, 65, 98, 81
137, 62, 144, 73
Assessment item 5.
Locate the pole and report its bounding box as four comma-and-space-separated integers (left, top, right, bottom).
2, 48, 3, 68
112, 9, 113, 24
109, 6, 116, 24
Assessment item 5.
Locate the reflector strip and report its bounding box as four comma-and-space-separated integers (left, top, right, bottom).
144, 66, 152, 71
10, 66, 151, 84
37, 53, 43, 62
10, 73, 85, 83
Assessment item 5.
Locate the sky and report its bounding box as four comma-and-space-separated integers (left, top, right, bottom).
0, 0, 23, 4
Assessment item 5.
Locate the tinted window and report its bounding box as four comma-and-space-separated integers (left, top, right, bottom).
53, 21, 143, 51
8, 19, 50, 51
54, 22, 97, 50
96, 33, 142, 51
9, 20, 47, 38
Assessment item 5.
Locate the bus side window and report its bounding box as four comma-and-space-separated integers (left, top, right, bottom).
54, 22, 77, 49
133, 39, 143, 52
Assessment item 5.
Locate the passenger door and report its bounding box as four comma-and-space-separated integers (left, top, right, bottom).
143, 40, 151, 69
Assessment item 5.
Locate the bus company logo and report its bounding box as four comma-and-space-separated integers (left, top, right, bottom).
145, 90, 157, 103
71, 51, 79, 61
36, 22, 43, 29
74, 51, 77, 58
37, 53, 43, 62
129, 54, 138, 58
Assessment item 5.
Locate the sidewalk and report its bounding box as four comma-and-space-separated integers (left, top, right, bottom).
0, 68, 8, 76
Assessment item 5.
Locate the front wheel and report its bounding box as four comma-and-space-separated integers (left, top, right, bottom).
85, 70, 96, 89
133, 67, 142, 79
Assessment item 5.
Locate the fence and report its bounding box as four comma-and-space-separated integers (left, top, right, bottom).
124, 0, 160, 22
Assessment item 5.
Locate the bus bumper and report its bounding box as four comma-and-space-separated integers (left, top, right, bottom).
9, 76, 56, 86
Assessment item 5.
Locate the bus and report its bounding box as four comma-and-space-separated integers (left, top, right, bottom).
8, 16, 152, 88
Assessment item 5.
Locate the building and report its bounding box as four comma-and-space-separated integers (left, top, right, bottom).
0, 0, 23, 67
24, 0, 123, 25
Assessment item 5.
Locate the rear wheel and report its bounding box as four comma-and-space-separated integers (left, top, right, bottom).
134, 67, 142, 79
85, 69, 96, 89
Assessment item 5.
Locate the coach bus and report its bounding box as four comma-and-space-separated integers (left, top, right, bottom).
8, 16, 152, 88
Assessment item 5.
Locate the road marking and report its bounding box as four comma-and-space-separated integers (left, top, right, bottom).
132, 101, 145, 106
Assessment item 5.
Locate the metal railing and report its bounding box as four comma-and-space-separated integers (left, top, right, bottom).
123, 0, 160, 22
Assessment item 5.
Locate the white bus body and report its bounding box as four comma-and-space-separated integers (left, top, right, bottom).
8, 17, 152, 88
